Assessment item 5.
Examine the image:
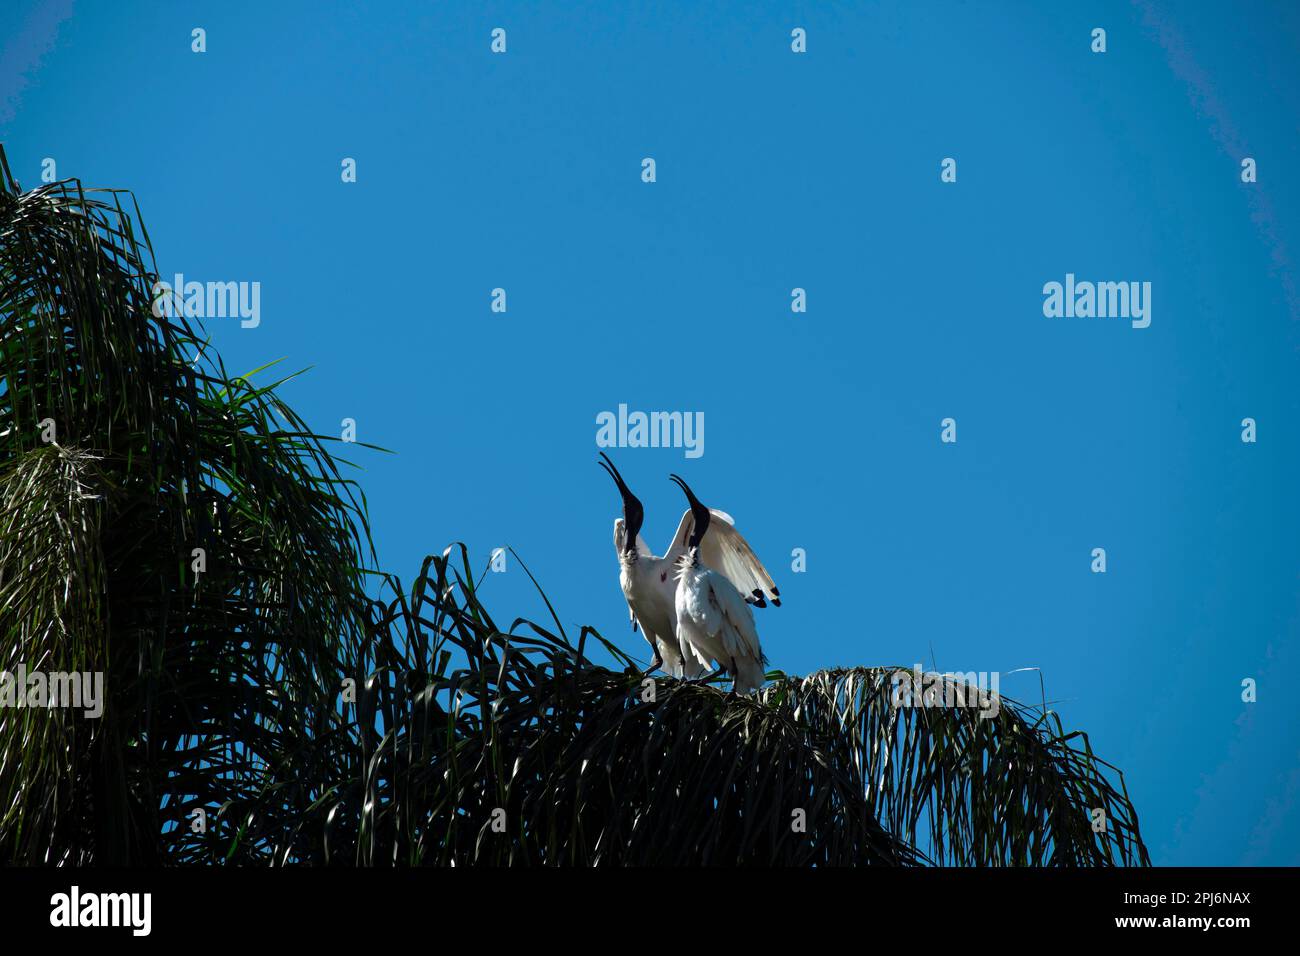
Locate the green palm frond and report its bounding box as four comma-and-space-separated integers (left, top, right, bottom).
763, 668, 1148, 865
0, 147, 374, 865
231, 547, 1145, 867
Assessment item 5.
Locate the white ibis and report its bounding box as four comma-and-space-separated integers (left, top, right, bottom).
668, 474, 769, 693
598, 453, 704, 678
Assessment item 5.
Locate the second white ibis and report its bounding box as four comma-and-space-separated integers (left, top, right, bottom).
668, 474, 770, 694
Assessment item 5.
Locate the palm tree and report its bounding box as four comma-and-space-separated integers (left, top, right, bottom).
0, 148, 1148, 866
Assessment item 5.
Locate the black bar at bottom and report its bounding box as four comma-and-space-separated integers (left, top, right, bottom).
0, 865, 1288, 941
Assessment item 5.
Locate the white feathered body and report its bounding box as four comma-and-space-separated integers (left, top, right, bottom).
614, 518, 705, 678
674, 550, 766, 693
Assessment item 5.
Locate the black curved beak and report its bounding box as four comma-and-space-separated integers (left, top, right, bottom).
598, 451, 631, 500
599, 452, 643, 551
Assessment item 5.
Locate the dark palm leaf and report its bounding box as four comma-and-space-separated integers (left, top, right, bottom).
0, 147, 375, 865
762, 668, 1148, 865
261, 547, 1146, 867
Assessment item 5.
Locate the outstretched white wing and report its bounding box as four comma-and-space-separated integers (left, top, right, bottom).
664, 508, 780, 607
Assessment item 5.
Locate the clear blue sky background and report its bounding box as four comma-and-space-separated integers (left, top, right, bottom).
3, 0, 1298, 866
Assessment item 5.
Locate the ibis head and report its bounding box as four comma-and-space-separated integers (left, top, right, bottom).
668, 474, 710, 548
598, 452, 644, 552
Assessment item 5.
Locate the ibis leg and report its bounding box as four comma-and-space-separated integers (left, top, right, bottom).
639, 642, 663, 677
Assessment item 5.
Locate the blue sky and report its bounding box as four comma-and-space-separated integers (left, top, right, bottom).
3, 0, 1298, 865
